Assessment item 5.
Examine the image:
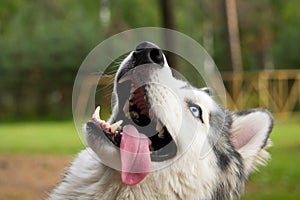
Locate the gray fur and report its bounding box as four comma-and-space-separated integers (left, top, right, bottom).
49, 43, 273, 200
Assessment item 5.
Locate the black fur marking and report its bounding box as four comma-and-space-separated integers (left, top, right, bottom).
208, 109, 233, 171
211, 184, 230, 200
209, 109, 247, 200
213, 147, 231, 170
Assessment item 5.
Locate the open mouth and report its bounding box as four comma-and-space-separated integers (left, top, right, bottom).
87, 42, 179, 185
91, 82, 177, 162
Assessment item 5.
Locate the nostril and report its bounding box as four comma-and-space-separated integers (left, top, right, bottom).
133, 42, 165, 67
149, 48, 164, 65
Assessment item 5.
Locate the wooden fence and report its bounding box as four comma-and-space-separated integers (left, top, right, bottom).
222, 70, 300, 116
75, 70, 300, 119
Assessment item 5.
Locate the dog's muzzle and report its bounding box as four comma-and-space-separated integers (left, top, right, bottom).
117, 41, 164, 82
89, 41, 177, 185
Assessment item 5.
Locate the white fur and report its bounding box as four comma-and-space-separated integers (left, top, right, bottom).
50, 49, 273, 200
231, 111, 273, 174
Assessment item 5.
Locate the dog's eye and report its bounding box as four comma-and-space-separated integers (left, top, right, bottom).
190, 106, 200, 117
189, 105, 204, 123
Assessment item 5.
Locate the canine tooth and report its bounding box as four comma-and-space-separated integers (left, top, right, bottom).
129, 101, 134, 106
110, 120, 123, 132
157, 120, 165, 139
130, 111, 139, 119
92, 106, 108, 126
125, 112, 131, 119
118, 75, 131, 83
156, 120, 163, 132
158, 128, 165, 139
123, 101, 130, 118
92, 106, 101, 121
130, 86, 135, 93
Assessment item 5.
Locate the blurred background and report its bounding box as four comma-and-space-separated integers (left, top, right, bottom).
0, 0, 299, 199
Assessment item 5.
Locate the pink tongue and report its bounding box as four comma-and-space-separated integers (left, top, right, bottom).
120, 125, 151, 186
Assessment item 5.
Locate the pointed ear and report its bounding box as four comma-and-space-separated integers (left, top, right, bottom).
201, 87, 214, 96
230, 109, 274, 174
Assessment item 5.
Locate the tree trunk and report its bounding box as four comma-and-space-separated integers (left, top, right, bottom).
159, 0, 177, 69
225, 0, 243, 72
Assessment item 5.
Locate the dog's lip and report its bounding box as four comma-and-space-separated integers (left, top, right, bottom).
99, 118, 177, 161
117, 73, 132, 83
149, 128, 177, 162
91, 116, 178, 162
125, 83, 177, 161
95, 62, 178, 162
91, 99, 177, 162
117, 61, 135, 83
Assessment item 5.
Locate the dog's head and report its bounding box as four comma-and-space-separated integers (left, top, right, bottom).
85, 42, 273, 189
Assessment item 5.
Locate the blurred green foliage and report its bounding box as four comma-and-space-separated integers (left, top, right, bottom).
0, 0, 103, 120
0, 0, 299, 120
0, 0, 101, 71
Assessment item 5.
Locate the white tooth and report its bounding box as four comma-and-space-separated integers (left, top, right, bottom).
130, 85, 135, 93
92, 106, 101, 121
92, 106, 107, 125
158, 129, 165, 139
118, 75, 131, 83
110, 120, 123, 132
156, 120, 163, 131
123, 101, 131, 119
156, 120, 165, 139
131, 111, 139, 120
125, 112, 131, 119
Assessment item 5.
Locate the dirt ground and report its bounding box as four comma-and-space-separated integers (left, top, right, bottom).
0, 154, 73, 200
0, 154, 273, 199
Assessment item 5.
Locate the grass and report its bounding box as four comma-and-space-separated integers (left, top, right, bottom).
242, 119, 300, 199
0, 121, 84, 154
0, 119, 299, 199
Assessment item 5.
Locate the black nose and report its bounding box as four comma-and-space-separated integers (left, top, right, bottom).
133, 42, 164, 67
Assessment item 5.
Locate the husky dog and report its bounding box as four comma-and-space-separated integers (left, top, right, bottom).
50, 42, 273, 200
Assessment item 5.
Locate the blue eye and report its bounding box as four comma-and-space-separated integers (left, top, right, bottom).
190, 106, 200, 117
189, 104, 204, 123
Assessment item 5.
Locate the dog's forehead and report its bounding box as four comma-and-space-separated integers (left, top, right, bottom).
181, 87, 216, 110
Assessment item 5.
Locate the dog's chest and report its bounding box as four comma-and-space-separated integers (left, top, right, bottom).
94, 166, 212, 200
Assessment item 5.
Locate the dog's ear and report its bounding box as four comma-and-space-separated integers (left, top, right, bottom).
230, 109, 273, 174
201, 87, 214, 96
